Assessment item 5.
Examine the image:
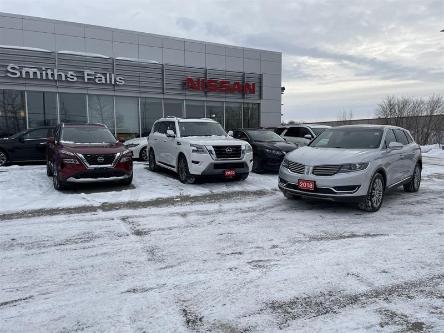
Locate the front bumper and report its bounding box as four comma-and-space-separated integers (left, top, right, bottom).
188, 152, 253, 176
278, 165, 370, 202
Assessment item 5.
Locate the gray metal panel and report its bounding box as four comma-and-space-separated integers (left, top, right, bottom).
164, 64, 205, 97
115, 58, 163, 94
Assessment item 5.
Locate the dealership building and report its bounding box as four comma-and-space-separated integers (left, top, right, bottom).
0, 12, 282, 139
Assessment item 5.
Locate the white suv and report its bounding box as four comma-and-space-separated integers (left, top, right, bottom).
147, 118, 253, 183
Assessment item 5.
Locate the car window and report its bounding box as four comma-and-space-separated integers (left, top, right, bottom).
310, 128, 383, 149
247, 130, 285, 142
23, 128, 49, 140
384, 129, 397, 148
275, 128, 286, 135
237, 131, 249, 141
394, 129, 409, 145
300, 127, 312, 138
165, 121, 176, 134
155, 122, 167, 134
404, 130, 414, 143
285, 127, 300, 137
311, 127, 328, 137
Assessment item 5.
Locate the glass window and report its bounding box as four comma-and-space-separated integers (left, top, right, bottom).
115, 96, 139, 140
165, 121, 176, 134
285, 127, 300, 137
300, 127, 312, 137
384, 129, 397, 148
247, 130, 285, 142
178, 121, 226, 137
206, 101, 224, 128
27, 91, 58, 128
225, 102, 242, 130
310, 128, 383, 149
59, 93, 87, 124
61, 126, 116, 144
394, 129, 409, 145
88, 94, 115, 134
243, 103, 260, 128
164, 99, 183, 118
141, 97, 163, 136
311, 127, 329, 137
275, 127, 285, 135
23, 128, 50, 140
185, 100, 205, 119
0, 89, 26, 137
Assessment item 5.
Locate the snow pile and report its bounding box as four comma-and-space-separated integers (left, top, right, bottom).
421, 144, 444, 157
0, 163, 278, 214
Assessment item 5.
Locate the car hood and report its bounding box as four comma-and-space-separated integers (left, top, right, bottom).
180, 136, 247, 146
124, 137, 147, 145
285, 146, 378, 165
254, 141, 297, 152
0, 137, 15, 144
60, 142, 126, 155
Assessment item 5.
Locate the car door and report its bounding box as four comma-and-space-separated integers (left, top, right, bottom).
394, 129, 413, 180
152, 122, 167, 164
163, 121, 178, 167
13, 128, 50, 162
382, 128, 404, 186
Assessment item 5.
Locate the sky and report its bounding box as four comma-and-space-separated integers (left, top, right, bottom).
0, 0, 443, 122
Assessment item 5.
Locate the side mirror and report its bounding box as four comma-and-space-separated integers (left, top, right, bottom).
118, 137, 125, 143
227, 130, 234, 137
47, 137, 54, 144
388, 141, 403, 150
304, 134, 313, 140
18, 136, 25, 143
166, 129, 176, 138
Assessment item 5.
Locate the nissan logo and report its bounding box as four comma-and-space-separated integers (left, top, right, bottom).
225, 147, 233, 154
97, 156, 105, 163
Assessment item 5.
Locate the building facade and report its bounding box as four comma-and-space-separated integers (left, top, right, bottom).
0, 12, 282, 139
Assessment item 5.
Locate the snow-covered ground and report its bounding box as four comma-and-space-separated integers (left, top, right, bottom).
0, 147, 443, 332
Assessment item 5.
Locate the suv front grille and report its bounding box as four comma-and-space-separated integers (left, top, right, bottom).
284, 159, 305, 174
212, 145, 242, 159
312, 165, 341, 176
83, 154, 116, 166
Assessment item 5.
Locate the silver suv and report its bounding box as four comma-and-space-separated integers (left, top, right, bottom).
279, 125, 422, 212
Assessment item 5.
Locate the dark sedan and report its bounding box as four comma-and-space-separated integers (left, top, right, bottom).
0, 127, 54, 166
232, 129, 297, 173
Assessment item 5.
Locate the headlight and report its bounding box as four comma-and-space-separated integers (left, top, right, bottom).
245, 144, 253, 154
62, 158, 80, 164
119, 150, 133, 162
59, 149, 76, 157
338, 162, 369, 173
190, 144, 207, 154
264, 148, 283, 155
125, 143, 139, 149
281, 158, 289, 169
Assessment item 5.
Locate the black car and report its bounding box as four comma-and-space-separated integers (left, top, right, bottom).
232, 129, 297, 173
0, 127, 54, 166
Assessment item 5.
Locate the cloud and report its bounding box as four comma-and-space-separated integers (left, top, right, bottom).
0, 0, 442, 121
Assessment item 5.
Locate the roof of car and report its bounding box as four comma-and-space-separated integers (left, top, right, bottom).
156, 117, 217, 123
61, 123, 107, 127
334, 124, 406, 130
278, 124, 331, 128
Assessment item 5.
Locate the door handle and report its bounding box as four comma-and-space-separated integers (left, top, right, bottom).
39, 142, 47, 145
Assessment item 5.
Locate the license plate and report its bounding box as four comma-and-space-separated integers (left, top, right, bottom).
298, 179, 315, 191
224, 169, 236, 177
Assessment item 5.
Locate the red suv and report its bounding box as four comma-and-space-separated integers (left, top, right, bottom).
47, 123, 133, 190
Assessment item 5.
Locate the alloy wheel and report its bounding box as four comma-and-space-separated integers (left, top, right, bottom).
371, 177, 384, 207
0, 151, 7, 166
140, 147, 148, 161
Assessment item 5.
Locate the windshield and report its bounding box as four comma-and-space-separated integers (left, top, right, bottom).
311, 127, 329, 137
310, 128, 383, 149
247, 130, 285, 142
61, 126, 116, 144
10, 130, 28, 139
178, 121, 227, 137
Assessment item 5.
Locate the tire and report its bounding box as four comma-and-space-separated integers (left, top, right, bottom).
46, 160, 53, 177
358, 173, 385, 212
120, 174, 133, 186
403, 163, 421, 193
140, 147, 148, 162
148, 148, 159, 172
177, 155, 195, 184
252, 156, 264, 173
0, 149, 8, 167
52, 167, 66, 191
235, 173, 249, 181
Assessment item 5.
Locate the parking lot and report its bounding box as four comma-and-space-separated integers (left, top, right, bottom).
0, 148, 443, 332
